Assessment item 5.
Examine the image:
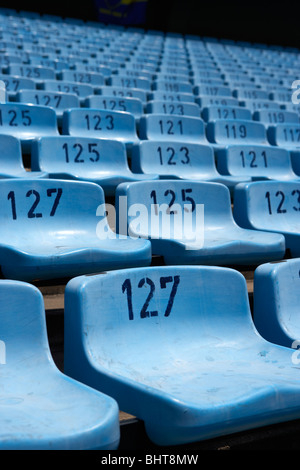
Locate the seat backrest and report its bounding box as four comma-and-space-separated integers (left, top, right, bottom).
62, 108, 139, 146
131, 140, 219, 179
267, 123, 300, 149
7, 64, 56, 82
0, 134, 26, 174
0, 280, 52, 369
0, 102, 59, 145
0, 74, 35, 98
138, 114, 208, 143
233, 180, 300, 231
206, 119, 268, 145
146, 100, 201, 117
15, 89, 80, 117
115, 179, 234, 241
253, 109, 299, 126
31, 136, 130, 174
216, 145, 297, 179
0, 178, 106, 245
84, 95, 143, 119
253, 258, 300, 348
201, 105, 252, 122
41, 79, 94, 101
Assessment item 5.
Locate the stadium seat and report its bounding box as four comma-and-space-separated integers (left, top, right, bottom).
84, 95, 143, 120
0, 102, 59, 152
62, 108, 139, 148
233, 180, 300, 257
58, 70, 105, 89
15, 89, 80, 125
41, 79, 94, 104
7, 64, 56, 83
115, 180, 285, 265
0, 134, 48, 179
0, 74, 36, 99
0, 279, 120, 450
216, 145, 299, 181
146, 100, 201, 117
131, 140, 250, 190
99, 85, 147, 104
64, 265, 300, 446
138, 114, 208, 144
201, 105, 252, 122
0, 178, 151, 281
108, 75, 151, 90
31, 136, 158, 196
253, 109, 299, 126
148, 90, 195, 103
206, 119, 269, 148
267, 124, 300, 151
253, 258, 300, 349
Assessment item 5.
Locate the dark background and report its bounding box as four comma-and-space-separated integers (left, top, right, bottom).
0, 0, 299, 48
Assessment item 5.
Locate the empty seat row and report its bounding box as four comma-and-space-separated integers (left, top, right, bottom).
0, 99, 299, 156
0, 177, 300, 282
2, 259, 300, 448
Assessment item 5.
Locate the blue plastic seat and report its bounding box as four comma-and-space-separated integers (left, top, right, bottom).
233, 180, 300, 257
139, 114, 208, 144
84, 95, 143, 119
64, 264, 300, 446
131, 140, 250, 190
0, 74, 36, 98
58, 70, 105, 89
99, 85, 147, 104
0, 103, 59, 152
253, 109, 299, 126
7, 64, 56, 82
108, 75, 151, 90
153, 79, 194, 94
146, 100, 200, 117
253, 258, 300, 349
194, 84, 232, 97
31, 136, 158, 196
0, 178, 151, 281
206, 119, 269, 148
0, 279, 120, 450
216, 145, 299, 181
115, 180, 285, 265
202, 105, 252, 122
148, 90, 195, 103
267, 124, 300, 151
41, 79, 94, 103
196, 95, 239, 108
15, 89, 80, 125
240, 99, 281, 112
0, 134, 48, 179
62, 108, 139, 148
233, 88, 270, 100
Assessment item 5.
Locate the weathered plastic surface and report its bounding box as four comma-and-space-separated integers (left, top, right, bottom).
64, 265, 300, 446
0, 280, 120, 450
